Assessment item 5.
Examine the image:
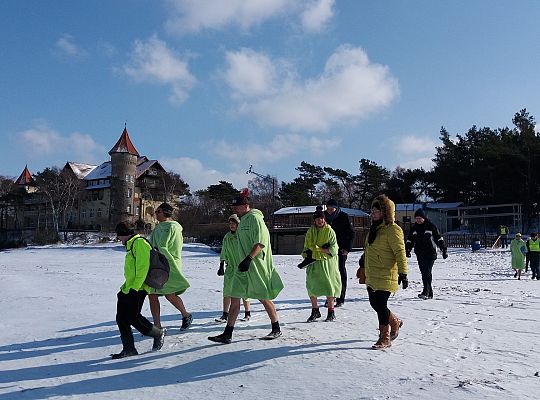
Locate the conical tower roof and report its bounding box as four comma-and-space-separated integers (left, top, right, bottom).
15, 165, 33, 185
108, 127, 140, 156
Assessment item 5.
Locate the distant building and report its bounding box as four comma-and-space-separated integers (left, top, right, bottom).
1, 127, 169, 233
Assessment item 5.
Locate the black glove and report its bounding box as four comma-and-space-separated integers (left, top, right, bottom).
406, 250, 411, 258
217, 261, 225, 276
398, 273, 408, 289
238, 255, 253, 272
321, 243, 330, 249
442, 249, 448, 259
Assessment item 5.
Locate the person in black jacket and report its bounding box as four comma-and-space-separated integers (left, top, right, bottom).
405, 208, 448, 300
324, 199, 355, 307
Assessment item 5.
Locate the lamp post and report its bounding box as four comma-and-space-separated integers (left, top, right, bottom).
246, 165, 277, 227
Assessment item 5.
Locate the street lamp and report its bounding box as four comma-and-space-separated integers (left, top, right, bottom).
246, 165, 277, 227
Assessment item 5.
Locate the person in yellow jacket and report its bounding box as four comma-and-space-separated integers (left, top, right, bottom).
363, 195, 408, 350
112, 222, 165, 359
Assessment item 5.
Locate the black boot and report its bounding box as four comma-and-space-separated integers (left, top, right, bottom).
306, 308, 321, 323
261, 321, 282, 340
325, 310, 336, 322
208, 325, 234, 344
148, 326, 166, 351
215, 311, 229, 323
111, 334, 138, 359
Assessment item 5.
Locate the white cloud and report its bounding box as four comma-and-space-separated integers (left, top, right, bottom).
122, 35, 196, 104
396, 157, 434, 171
210, 133, 340, 164
160, 156, 250, 191
165, 0, 291, 34
397, 135, 438, 155
300, 0, 334, 33
16, 121, 105, 165
54, 34, 87, 58
223, 49, 277, 97
224, 45, 399, 132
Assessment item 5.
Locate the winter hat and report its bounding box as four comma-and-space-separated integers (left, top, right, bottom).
326, 199, 339, 208
313, 210, 325, 220
515, 232, 522, 238
157, 202, 174, 217
414, 208, 425, 218
115, 222, 134, 236
531, 232, 538, 238
231, 188, 250, 206
228, 214, 240, 224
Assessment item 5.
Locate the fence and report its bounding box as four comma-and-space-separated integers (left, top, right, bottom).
443, 233, 499, 249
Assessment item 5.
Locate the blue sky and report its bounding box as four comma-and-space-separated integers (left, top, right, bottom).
2, 0, 540, 191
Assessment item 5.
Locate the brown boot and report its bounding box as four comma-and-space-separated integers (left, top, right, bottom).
372, 325, 392, 350
389, 312, 403, 341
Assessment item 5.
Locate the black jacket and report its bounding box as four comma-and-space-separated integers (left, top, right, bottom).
324, 209, 354, 252
406, 218, 446, 260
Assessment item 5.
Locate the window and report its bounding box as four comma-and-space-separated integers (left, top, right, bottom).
127, 188, 132, 198
89, 208, 95, 219
136, 206, 140, 216
81, 209, 87, 219
97, 208, 102, 217
127, 205, 132, 214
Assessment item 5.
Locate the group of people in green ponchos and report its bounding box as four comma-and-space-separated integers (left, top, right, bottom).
112, 191, 410, 358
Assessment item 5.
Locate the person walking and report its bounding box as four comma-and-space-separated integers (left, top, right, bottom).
363, 194, 408, 350
111, 222, 165, 359
405, 208, 448, 300
526, 232, 540, 280
298, 210, 341, 323
208, 189, 284, 344
324, 199, 354, 307
499, 225, 509, 249
216, 214, 251, 323
510, 232, 526, 280
147, 203, 192, 331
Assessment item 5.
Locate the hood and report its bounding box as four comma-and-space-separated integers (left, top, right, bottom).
371, 194, 395, 225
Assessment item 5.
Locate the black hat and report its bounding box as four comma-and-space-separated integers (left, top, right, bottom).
313, 210, 325, 220
414, 208, 425, 218
531, 232, 538, 237
231, 195, 249, 206
157, 202, 174, 217
326, 199, 338, 207
115, 222, 134, 236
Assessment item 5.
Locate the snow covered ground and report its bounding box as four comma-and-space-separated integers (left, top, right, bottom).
1, 243, 539, 399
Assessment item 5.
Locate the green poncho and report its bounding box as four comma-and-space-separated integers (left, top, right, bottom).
229, 209, 284, 300
220, 231, 249, 300
511, 238, 526, 270
302, 223, 341, 298
148, 220, 190, 295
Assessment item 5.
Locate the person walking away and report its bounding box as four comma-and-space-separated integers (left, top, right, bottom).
499, 225, 509, 249
112, 222, 165, 359
208, 189, 284, 344
324, 199, 354, 307
510, 233, 526, 280
148, 203, 193, 331
298, 210, 341, 323
364, 195, 408, 350
216, 214, 251, 322
526, 232, 540, 280
405, 208, 448, 300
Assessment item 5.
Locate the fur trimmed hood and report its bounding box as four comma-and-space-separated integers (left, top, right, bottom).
371, 194, 395, 225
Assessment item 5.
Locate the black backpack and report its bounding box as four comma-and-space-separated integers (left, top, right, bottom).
129, 237, 170, 289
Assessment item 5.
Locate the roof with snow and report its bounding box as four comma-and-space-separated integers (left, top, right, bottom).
84, 162, 111, 181
14, 165, 33, 185
108, 127, 139, 156
64, 162, 97, 179
136, 157, 163, 178
395, 202, 464, 212
274, 205, 369, 217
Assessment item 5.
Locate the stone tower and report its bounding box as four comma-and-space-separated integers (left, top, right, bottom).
108, 126, 139, 230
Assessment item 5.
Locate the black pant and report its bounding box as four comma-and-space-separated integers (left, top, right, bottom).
501, 236, 508, 248
367, 286, 391, 325
337, 253, 348, 302
116, 289, 153, 341
418, 258, 435, 296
